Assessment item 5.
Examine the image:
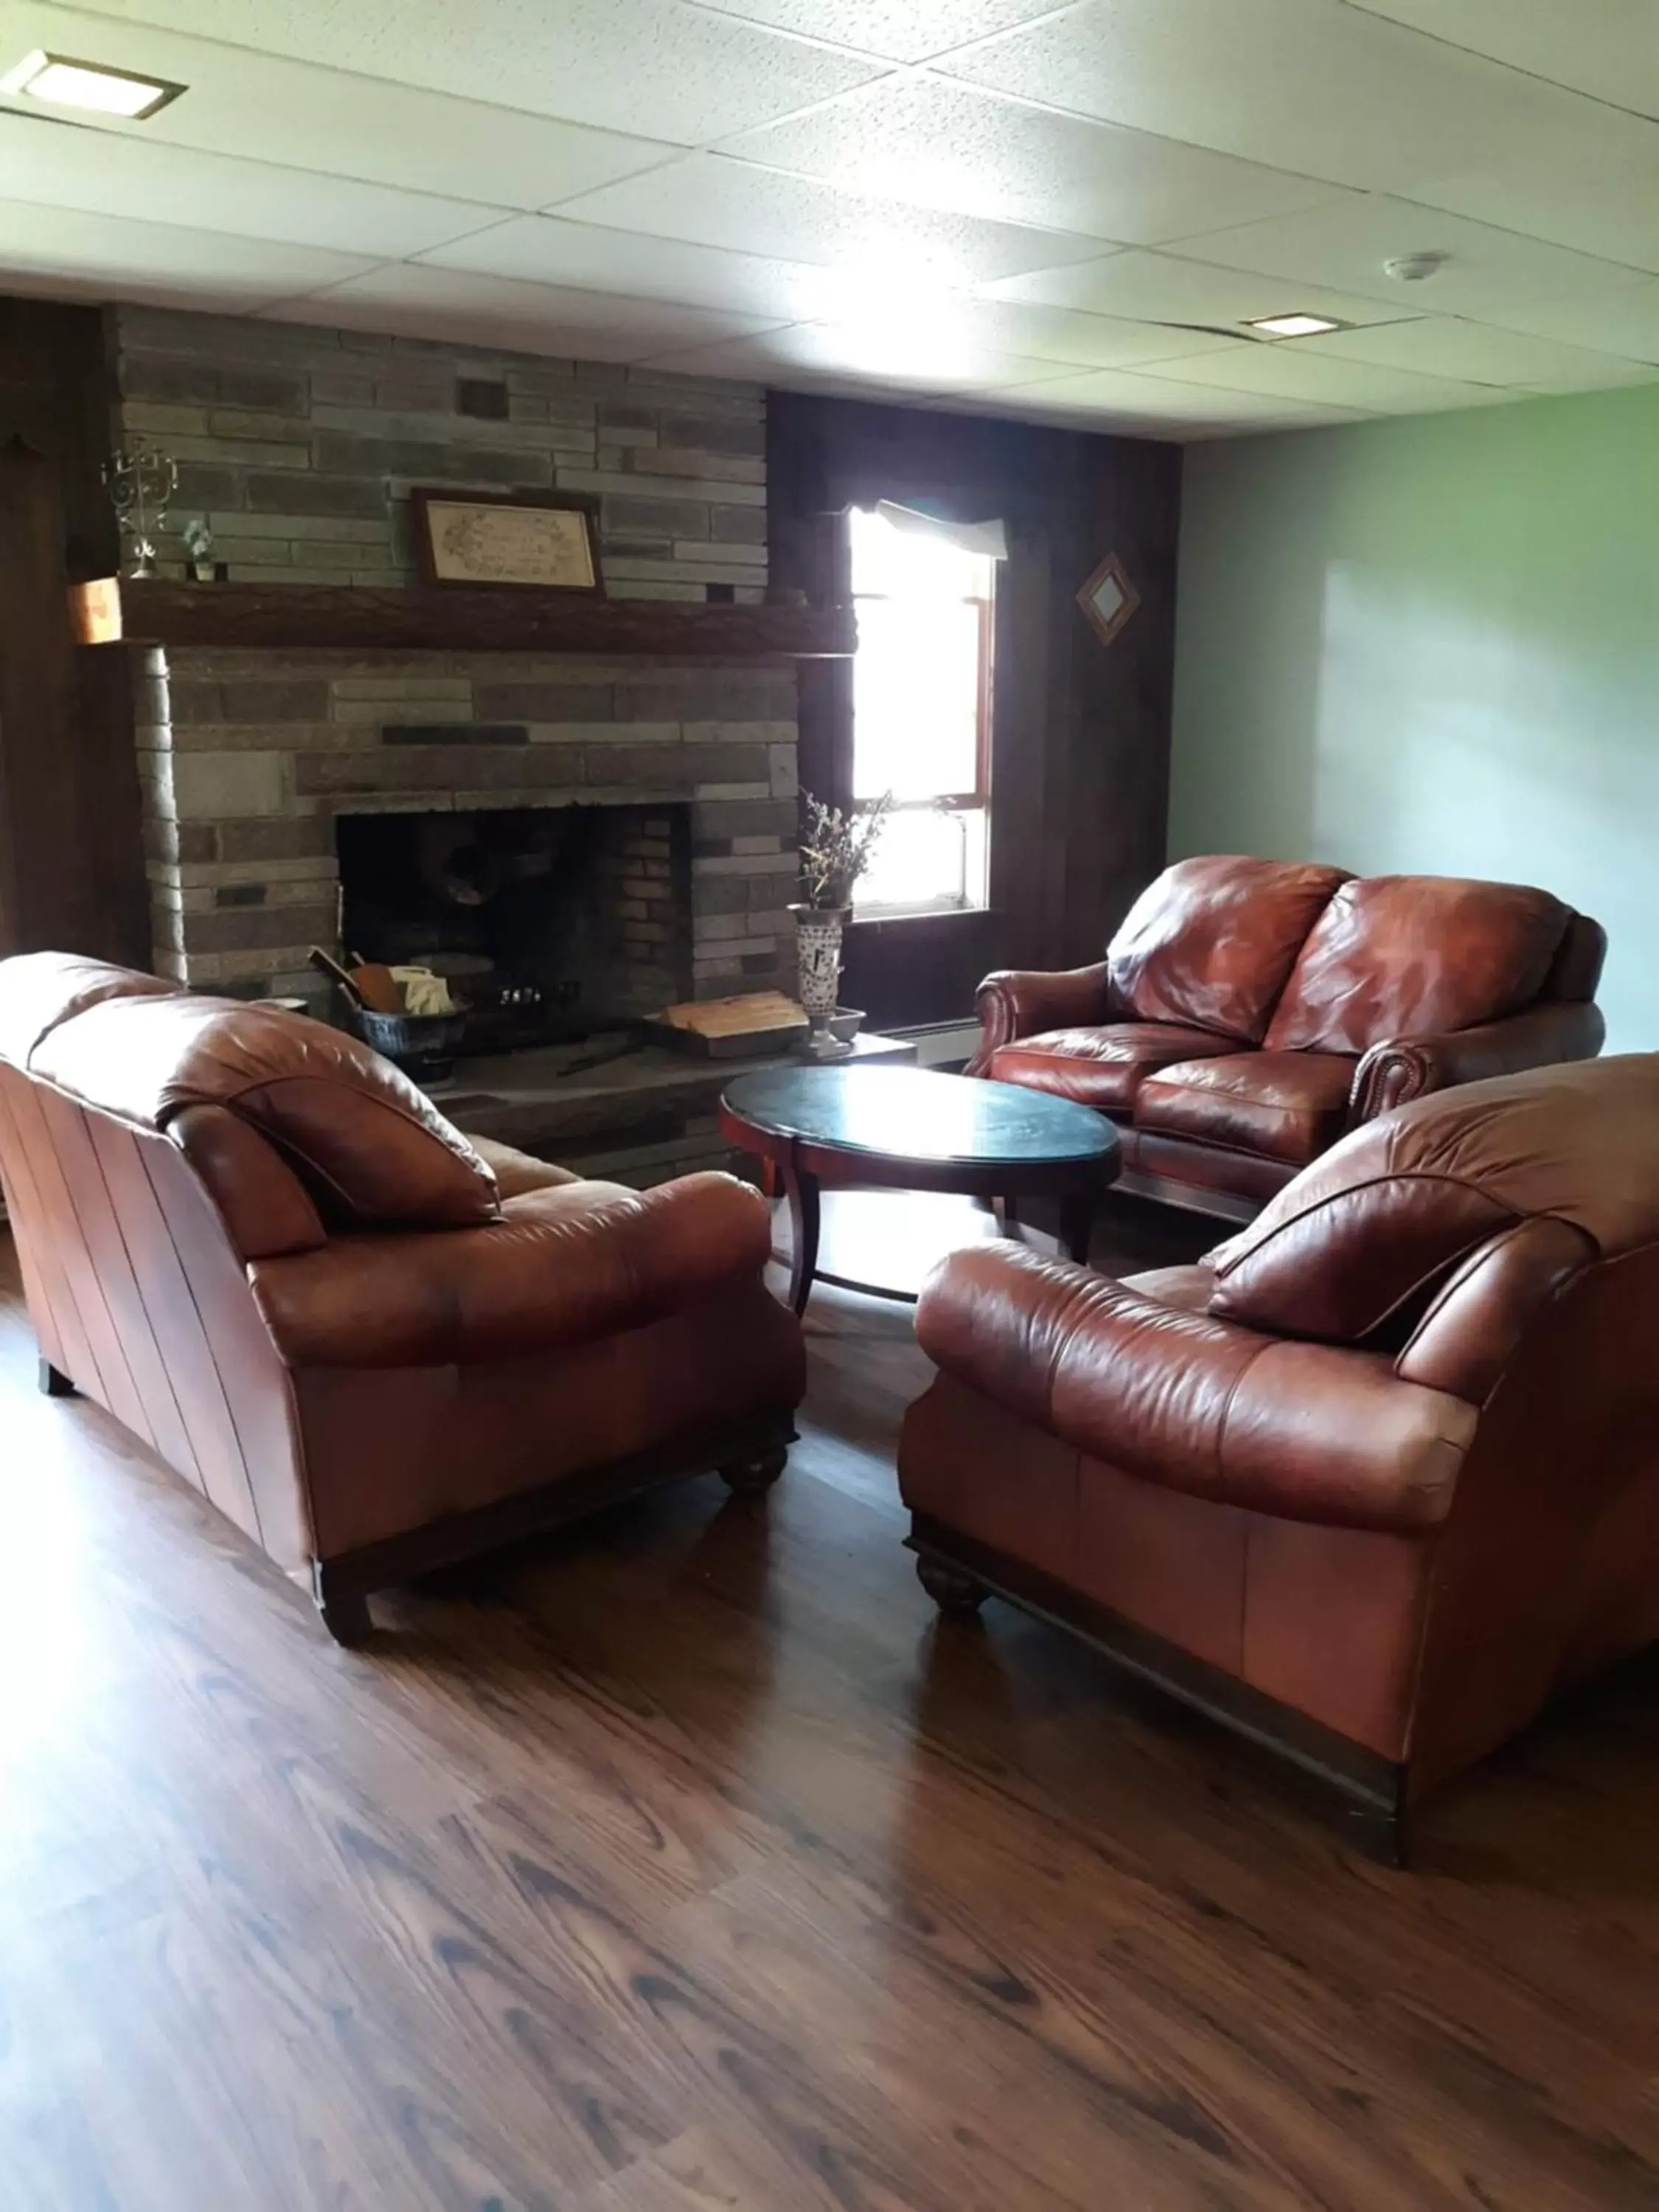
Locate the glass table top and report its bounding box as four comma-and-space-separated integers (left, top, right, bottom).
721, 1064, 1119, 1166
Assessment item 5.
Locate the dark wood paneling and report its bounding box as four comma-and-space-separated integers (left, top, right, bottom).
0, 298, 149, 967
840, 908, 998, 1030
769, 392, 1181, 1028
72, 574, 857, 659
0, 296, 121, 580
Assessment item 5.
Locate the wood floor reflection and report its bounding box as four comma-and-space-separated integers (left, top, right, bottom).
0, 1210, 1655, 2211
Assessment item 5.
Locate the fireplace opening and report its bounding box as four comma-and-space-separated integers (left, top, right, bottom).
335, 804, 693, 1056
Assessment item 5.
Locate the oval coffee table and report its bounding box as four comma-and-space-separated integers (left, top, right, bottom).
719, 1064, 1120, 1314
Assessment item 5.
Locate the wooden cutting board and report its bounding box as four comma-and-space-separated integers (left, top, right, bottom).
657, 991, 806, 1037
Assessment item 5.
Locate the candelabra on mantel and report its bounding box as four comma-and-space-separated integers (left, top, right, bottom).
102, 442, 178, 580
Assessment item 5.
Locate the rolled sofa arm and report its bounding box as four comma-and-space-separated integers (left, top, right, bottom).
914, 1242, 1473, 1533
1350, 1001, 1607, 1124
970, 962, 1111, 1074
251, 1172, 775, 1368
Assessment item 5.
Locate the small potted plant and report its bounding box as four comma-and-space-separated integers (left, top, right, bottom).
182, 517, 218, 582
791, 790, 892, 1057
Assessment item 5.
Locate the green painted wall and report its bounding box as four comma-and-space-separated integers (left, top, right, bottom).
1170, 384, 1659, 1051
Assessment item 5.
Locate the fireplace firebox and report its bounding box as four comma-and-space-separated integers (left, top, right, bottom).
335, 803, 692, 1058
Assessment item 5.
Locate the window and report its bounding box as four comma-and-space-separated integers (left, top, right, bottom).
848, 505, 993, 918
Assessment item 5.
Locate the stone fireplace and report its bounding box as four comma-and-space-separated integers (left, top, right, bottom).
113, 304, 801, 1021
136, 647, 799, 1018
114, 306, 813, 1178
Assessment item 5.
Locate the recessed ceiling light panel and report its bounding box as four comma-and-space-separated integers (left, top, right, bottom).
0, 49, 186, 119
1245, 313, 1347, 340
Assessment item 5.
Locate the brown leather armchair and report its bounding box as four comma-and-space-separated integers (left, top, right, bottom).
0, 953, 805, 1641
973, 856, 1607, 1221
900, 1056, 1659, 1857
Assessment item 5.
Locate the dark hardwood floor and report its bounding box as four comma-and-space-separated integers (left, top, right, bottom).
1, 1199, 1655, 2212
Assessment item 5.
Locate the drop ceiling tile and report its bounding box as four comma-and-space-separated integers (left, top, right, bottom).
914, 296, 1243, 367
0, 112, 502, 257
719, 73, 1346, 243
77, 0, 886, 140
1139, 338, 1523, 414
551, 153, 1107, 285
272, 263, 787, 361
979, 246, 1422, 331
423, 215, 855, 319
637, 319, 1082, 394
1403, 105, 1659, 278
1301, 316, 1659, 391
990, 364, 1371, 425
1172, 414, 1349, 441
0, 196, 375, 307
690, 0, 1073, 64
937, 0, 1590, 197
911, 388, 1176, 434
427, 225, 1239, 366
1345, 1, 1659, 119
1165, 194, 1640, 315
1481, 279, 1659, 364
0, 2, 678, 208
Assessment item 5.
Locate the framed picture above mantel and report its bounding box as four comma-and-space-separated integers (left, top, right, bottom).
409, 487, 604, 594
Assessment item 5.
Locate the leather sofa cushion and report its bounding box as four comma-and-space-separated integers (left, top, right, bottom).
1119, 1262, 1216, 1313
31, 994, 498, 1232
1266, 875, 1572, 1054
990, 1024, 1239, 1113
0, 951, 176, 1069
914, 1242, 1473, 1533
169, 1102, 328, 1259
1135, 1050, 1356, 1164
1118, 1126, 1299, 1208
465, 1134, 582, 1200
250, 1171, 774, 1367
1208, 1175, 1520, 1344
1392, 1215, 1596, 1403
1206, 1054, 1659, 1344
1107, 855, 1349, 1043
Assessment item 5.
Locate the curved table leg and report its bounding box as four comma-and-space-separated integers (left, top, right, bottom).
784, 1167, 821, 1315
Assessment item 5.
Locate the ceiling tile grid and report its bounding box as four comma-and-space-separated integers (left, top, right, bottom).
546, 152, 1111, 285
60, 0, 888, 139
714, 73, 1350, 243
0, 0, 1652, 437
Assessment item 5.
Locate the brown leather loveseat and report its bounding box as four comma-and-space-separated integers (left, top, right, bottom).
900, 1056, 1659, 1856
0, 953, 805, 1641
973, 855, 1606, 1220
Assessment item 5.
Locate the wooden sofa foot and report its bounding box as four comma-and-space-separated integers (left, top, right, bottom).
719, 1445, 788, 1497
916, 1552, 989, 1615
314, 1582, 374, 1647
1346, 1792, 1412, 1870
38, 1359, 75, 1398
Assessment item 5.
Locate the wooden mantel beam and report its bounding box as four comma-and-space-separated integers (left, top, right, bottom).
69, 576, 857, 661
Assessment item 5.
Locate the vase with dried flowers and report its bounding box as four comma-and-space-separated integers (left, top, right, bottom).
791, 790, 892, 1057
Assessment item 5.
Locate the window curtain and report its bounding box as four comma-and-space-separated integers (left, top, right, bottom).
871, 499, 1009, 563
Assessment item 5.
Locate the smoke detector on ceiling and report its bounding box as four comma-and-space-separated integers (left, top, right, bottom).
1384, 251, 1452, 283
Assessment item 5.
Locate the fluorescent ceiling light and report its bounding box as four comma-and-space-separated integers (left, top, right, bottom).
1246, 313, 1346, 339
1, 49, 186, 119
